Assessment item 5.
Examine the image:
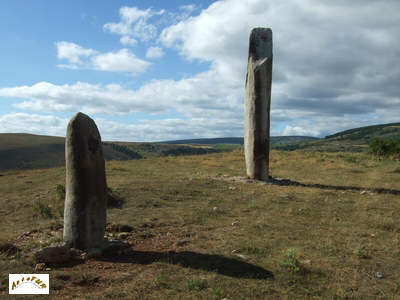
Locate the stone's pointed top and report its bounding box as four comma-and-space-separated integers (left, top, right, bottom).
68, 112, 97, 131
71, 112, 90, 121
249, 27, 272, 61
251, 27, 272, 36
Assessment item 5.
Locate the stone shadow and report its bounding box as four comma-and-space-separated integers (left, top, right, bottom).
99, 250, 274, 279
266, 177, 400, 195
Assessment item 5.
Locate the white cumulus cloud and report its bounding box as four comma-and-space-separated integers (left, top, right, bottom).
0, 112, 241, 142
104, 6, 164, 45
0, 81, 168, 114
0, 113, 68, 136
146, 46, 164, 59
56, 41, 97, 64
91, 49, 150, 73
120, 36, 137, 46
56, 42, 150, 74
2, 0, 400, 140
159, 0, 400, 137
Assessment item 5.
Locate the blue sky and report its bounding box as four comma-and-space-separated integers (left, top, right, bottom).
0, 0, 399, 141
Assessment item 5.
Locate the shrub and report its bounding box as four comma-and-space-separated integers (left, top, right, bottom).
33, 200, 53, 219
280, 248, 303, 273
56, 184, 65, 200
55, 184, 66, 217
187, 278, 208, 291
107, 188, 124, 209
369, 137, 400, 156
353, 247, 370, 259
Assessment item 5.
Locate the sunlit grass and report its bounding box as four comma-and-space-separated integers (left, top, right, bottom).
1, 149, 399, 298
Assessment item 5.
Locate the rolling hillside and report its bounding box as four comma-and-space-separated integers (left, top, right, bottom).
326, 122, 400, 141
1, 122, 399, 171
275, 122, 400, 152
161, 136, 318, 146
0, 134, 221, 171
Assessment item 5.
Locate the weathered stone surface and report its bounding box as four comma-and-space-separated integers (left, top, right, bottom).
244, 28, 273, 180
63, 112, 107, 250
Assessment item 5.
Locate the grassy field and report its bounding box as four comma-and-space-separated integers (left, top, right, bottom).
1, 149, 400, 298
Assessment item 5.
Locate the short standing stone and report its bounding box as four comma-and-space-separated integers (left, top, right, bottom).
244, 28, 273, 180
63, 112, 107, 250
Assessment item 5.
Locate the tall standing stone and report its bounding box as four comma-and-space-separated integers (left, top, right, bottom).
63, 112, 107, 250
244, 28, 273, 180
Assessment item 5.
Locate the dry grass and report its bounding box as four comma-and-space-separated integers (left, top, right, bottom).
1, 149, 400, 298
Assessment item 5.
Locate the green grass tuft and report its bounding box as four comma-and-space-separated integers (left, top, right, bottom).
33, 200, 53, 219
280, 248, 304, 273
187, 278, 208, 291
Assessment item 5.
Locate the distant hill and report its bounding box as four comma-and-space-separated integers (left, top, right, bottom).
325, 122, 400, 141
1, 123, 399, 171
0, 134, 221, 171
162, 136, 319, 146
162, 137, 244, 145
0, 134, 65, 170
275, 122, 400, 152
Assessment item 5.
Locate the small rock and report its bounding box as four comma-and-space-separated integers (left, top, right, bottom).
376, 272, 384, 279
35, 246, 70, 264
34, 263, 46, 271
371, 233, 376, 237
229, 186, 236, 191
235, 254, 250, 261
106, 223, 133, 233
49, 241, 67, 248
360, 190, 367, 195
231, 221, 239, 226
117, 232, 130, 239
300, 259, 311, 265
45, 268, 51, 271
231, 249, 240, 254
119, 225, 134, 232
213, 206, 218, 211
0, 242, 19, 256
